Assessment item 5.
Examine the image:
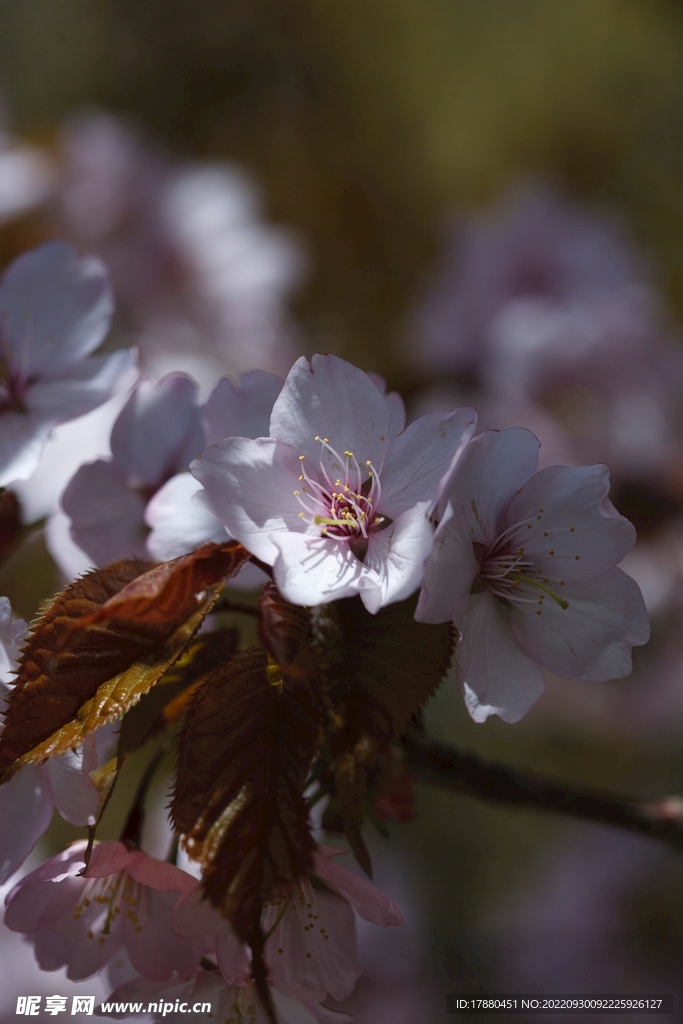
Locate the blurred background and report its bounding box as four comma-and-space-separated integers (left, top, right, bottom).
2, 1, 683, 1021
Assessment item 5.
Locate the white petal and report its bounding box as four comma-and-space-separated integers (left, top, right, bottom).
25, 347, 137, 421
45, 509, 94, 581
45, 736, 100, 827
191, 436, 305, 564
0, 241, 113, 373
379, 406, 477, 519
415, 501, 479, 624
0, 412, 53, 487
145, 472, 227, 561
203, 370, 283, 445
510, 567, 650, 681
272, 990, 322, 1024
272, 532, 363, 606
506, 464, 636, 582
269, 354, 391, 469
385, 391, 406, 436
440, 428, 540, 544
110, 374, 204, 488
456, 591, 546, 723
358, 502, 434, 613
0, 596, 25, 686
12, 386, 129, 522
0, 765, 54, 883
366, 372, 406, 434
61, 459, 147, 565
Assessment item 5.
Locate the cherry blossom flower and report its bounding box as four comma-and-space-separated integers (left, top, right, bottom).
416, 428, 650, 723
4, 841, 202, 981
0, 242, 136, 488
99, 968, 348, 1023
0, 598, 101, 884
50, 369, 282, 594
173, 845, 404, 1005
191, 354, 477, 611
412, 181, 646, 375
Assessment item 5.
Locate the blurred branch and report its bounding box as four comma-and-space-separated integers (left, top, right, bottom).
402, 729, 683, 851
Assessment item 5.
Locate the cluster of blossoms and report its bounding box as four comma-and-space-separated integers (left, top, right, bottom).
412, 181, 683, 483
5, 839, 401, 1022
0, 234, 650, 1020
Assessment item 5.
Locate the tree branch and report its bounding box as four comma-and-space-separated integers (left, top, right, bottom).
402, 729, 683, 850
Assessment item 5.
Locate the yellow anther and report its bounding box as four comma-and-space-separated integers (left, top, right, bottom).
299, 475, 304, 481
344, 450, 354, 457
293, 490, 300, 496
299, 455, 305, 460
314, 435, 320, 441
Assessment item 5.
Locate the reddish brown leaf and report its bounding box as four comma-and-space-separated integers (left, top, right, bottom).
311, 595, 454, 872
336, 593, 456, 748
257, 581, 311, 675
0, 542, 248, 778
171, 645, 322, 944
77, 541, 249, 630
117, 627, 240, 754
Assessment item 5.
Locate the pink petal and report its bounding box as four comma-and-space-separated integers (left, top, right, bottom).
0, 242, 113, 372
61, 458, 147, 564
366, 373, 406, 435
191, 436, 304, 564
216, 925, 251, 985
457, 591, 546, 723
269, 354, 391, 470
313, 848, 405, 926
24, 349, 136, 421
85, 841, 136, 878
440, 428, 540, 545
203, 370, 283, 445
265, 890, 360, 1003
34, 905, 124, 980
272, 532, 364, 607
272, 990, 326, 1024
0, 412, 54, 488
46, 508, 95, 580
45, 735, 99, 827
111, 374, 204, 488
125, 888, 202, 981
5, 870, 84, 934
173, 887, 226, 937
506, 464, 636, 583
379, 406, 477, 519
125, 853, 197, 894
359, 502, 435, 614
145, 472, 227, 561
415, 500, 479, 625
0, 764, 54, 883
510, 566, 650, 681
384, 391, 406, 437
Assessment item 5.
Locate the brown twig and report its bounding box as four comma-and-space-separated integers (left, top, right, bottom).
402, 729, 683, 851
